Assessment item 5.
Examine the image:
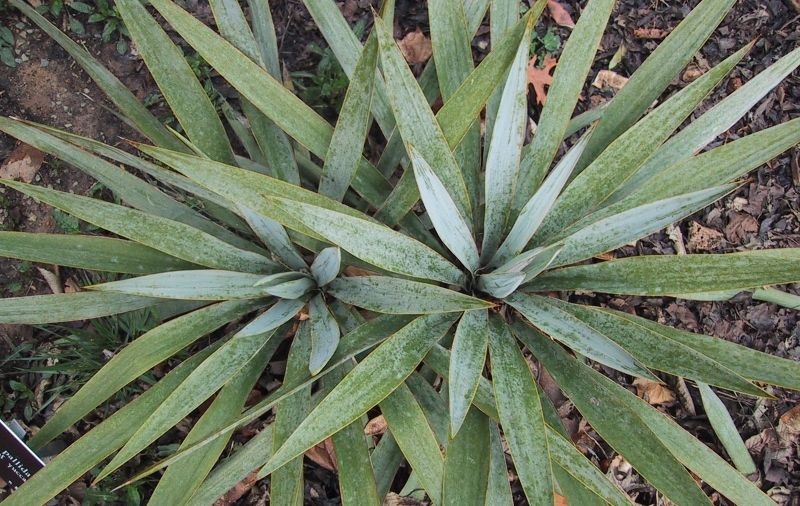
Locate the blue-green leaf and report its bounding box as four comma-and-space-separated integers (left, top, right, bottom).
449, 309, 488, 436
488, 315, 552, 506
328, 276, 492, 314
309, 295, 341, 375
310, 247, 341, 287
409, 146, 479, 272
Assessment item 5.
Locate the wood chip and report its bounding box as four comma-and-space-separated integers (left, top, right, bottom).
633, 27, 668, 39
592, 69, 629, 91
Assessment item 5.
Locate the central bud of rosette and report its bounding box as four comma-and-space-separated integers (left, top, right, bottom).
252, 246, 342, 301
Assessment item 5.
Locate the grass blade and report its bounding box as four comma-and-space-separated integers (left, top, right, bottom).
29, 300, 258, 448
508, 294, 657, 380
531, 249, 800, 295
697, 383, 757, 475
210, 0, 300, 183
88, 270, 271, 300
271, 323, 312, 506
187, 426, 273, 505
328, 277, 491, 314
753, 287, 800, 310
515, 322, 712, 505
549, 185, 733, 268
327, 367, 381, 506
481, 13, 535, 258
259, 196, 465, 285
488, 315, 553, 506
0, 180, 276, 274
117, 0, 235, 163
536, 45, 748, 241
238, 206, 308, 271
485, 422, 513, 505
310, 247, 341, 286
429, 0, 482, 217
2, 346, 219, 506
409, 146, 480, 271
0, 118, 256, 252
148, 339, 273, 504
0, 232, 195, 274
613, 45, 800, 199
449, 309, 489, 436
578, 0, 736, 167
0, 292, 159, 325
8, 0, 182, 150
380, 383, 445, 504
97, 324, 284, 482
515, 0, 614, 206
556, 117, 800, 242
374, 15, 472, 219
539, 299, 765, 397
261, 314, 457, 475
320, 36, 378, 201
442, 408, 490, 506
309, 295, 341, 375
493, 134, 588, 266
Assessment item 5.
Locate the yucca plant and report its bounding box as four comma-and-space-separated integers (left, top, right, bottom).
2, 0, 800, 504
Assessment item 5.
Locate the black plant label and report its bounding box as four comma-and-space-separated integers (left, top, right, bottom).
0, 420, 44, 490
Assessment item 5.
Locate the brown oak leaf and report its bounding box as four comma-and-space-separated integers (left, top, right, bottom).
527, 55, 558, 105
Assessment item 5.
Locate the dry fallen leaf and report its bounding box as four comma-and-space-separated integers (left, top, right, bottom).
0, 142, 45, 183
724, 212, 759, 244
547, 0, 575, 28
667, 224, 687, 255
633, 378, 676, 406
382, 493, 425, 506
398, 28, 432, 64
527, 55, 558, 105
778, 404, 800, 440
592, 69, 629, 91
37, 266, 63, 294
365, 414, 388, 436
344, 265, 379, 277
608, 44, 627, 69
213, 470, 259, 506
785, 0, 800, 13
305, 438, 337, 472
633, 27, 668, 39
687, 221, 725, 252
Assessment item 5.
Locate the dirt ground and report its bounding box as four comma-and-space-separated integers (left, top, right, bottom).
0, 0, 799, 504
